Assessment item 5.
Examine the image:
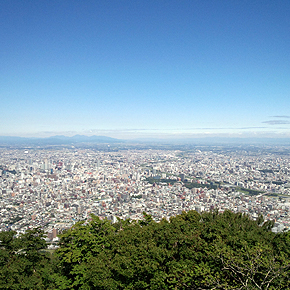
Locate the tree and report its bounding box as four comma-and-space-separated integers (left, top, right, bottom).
53, 211, 290, 289
0, 228, 56, 289
56, 215, 116, 289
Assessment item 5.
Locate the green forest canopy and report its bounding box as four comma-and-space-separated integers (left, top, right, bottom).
1, 210, 290, 289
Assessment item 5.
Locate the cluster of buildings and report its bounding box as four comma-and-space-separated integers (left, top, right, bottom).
0, 146, 290, 240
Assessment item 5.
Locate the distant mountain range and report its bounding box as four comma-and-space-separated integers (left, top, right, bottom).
131, 137, 290, 145
0, 135, 121, 145
0, 135, 290, 146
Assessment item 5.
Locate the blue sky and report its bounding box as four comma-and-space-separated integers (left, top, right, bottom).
1, 0, 289, 139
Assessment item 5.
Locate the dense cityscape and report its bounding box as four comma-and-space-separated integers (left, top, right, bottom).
1, 144, 290, 244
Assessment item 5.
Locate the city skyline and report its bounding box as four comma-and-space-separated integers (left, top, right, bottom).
1, 1, 290, 139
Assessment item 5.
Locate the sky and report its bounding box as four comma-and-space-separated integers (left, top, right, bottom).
0, 0, 290, 139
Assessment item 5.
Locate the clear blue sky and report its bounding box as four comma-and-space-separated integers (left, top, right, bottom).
1, 0, 289, 139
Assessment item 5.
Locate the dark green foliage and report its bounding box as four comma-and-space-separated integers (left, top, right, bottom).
55, 215, 116, 289
184, 182, 219, 190
55, 211, 290, 289
0, 228, 56, 289
1, 211, 290, 289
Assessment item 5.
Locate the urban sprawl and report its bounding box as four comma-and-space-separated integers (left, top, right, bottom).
1, 146, 290, 246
